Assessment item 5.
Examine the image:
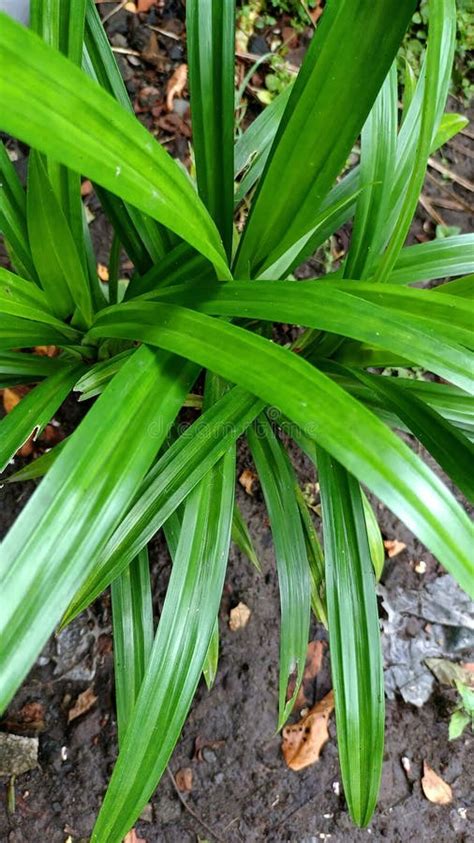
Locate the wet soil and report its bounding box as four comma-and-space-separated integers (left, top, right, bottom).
1, 3, 473, 841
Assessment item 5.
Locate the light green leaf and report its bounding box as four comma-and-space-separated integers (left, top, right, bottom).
248, 414, 310, 728
318, 448, 384, 827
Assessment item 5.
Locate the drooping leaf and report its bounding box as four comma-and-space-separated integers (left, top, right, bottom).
248, 414, 311, 727
0, 346, 197, 711
111, 546, 154, 743
63, 386, 262, 624
317, 448, 384, 827
86, 302, 474, 598
91, 417, 235, 843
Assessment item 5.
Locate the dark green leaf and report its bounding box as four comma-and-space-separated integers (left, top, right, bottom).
0, 13, 231, 279
86, 303, 474, 598
0, 346, 197, 711
187, 0, 235, 256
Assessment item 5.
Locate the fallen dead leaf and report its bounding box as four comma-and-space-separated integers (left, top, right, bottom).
239, 468, 258, 495
175, 767, 193, 792
80, 179, 93, 197
124, 830, 147, 843
34, 345, 59, 357
384, 539, 407, 558
137, 0, 155, 10
0, 733, 39, 776
229, 601, 251, 631
166, 63, 188, 111
2, 386, 28, 414
2, 702, 45, 734
282, 690, 334, 771
310, 0, 324, 23
421, 761, 453, 805
287, 640, 326, 710
97, 263, 109, 282
68, 687, 98, 723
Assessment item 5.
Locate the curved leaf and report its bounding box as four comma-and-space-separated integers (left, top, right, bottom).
86, 303, 474, 598
0, 12, 230, 279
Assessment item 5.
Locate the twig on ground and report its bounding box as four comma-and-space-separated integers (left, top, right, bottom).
428, 157, 474, 193
166, 767, 225, 843
425, 170, 474, 214
101, 0, 129, 24
419, 194, 446, 226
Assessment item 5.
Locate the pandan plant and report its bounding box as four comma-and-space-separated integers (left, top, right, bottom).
0, 1, 473, 839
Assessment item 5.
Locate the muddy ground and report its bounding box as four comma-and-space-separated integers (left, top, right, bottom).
1, 2, 473, 841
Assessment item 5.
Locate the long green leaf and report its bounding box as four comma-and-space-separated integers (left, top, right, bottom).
248, 414, 310, 727
0, 141, 37, 282
232, 502, 260, 571
345, 63, 397, 279
387, 236, 474, 285
111, 546, 154, 744
86, 303, 474, 597
234, 83, 293, 205
0, 364, 82, 473
63, 385, 262, 624
0, 346, 197, 712
27, 151, 93, 325
92, 420, 235, 842
187, 0, 235, 256
0, 350, 65, 384
318, 447, 384, 827
377, 0, 456, 281
0, 314, 81, 349
30, 0, 88, 256
83, 0, 171, 270
143, 284, 474, 393
357, 373, 474, 502
234, 0, 416, 276
0, 13, 230, 280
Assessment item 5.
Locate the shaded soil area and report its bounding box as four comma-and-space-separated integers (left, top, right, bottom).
1, 3, 473, 841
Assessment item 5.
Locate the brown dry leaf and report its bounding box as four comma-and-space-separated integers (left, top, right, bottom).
384, 539, 407, 558
175, 767, 193, 792
18, 436, 35, 458
2, 702, 45, 734
229, 601, 251, 631
80, 179, 93, 197
137, 0, 155, 10
421, 761, 453, 805
166, 63, 188, 111
124, 830, 147, 843
68, 687, 98, 723
239, 468, 257, 495
287, 640, 326, 710
310, 0, 324, 23
97, 263, 109, 282
34, 345, 59, 357
3, 386, 28, 414
282, 690, 334, 771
